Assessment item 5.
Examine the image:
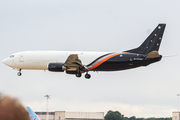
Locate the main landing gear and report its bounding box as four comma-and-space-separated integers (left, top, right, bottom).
75, 72, 91, 79
85, 73, 91, 79
17, 69, 22, 76
76, 73, 82, 77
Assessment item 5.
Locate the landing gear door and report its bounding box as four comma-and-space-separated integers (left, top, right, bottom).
19, 52, 24, 62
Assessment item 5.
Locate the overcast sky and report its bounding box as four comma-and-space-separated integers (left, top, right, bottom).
1, 0, 180, 118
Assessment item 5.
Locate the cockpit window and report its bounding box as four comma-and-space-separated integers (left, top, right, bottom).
10, 55, 15, 58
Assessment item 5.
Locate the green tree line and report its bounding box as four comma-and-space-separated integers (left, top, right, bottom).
105, 110, 172, 120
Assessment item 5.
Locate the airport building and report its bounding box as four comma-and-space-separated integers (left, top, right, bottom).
172, 112, 180, 120
35, 111, 104, 120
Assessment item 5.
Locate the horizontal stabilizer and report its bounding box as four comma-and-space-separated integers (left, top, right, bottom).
145, 51, 160, 58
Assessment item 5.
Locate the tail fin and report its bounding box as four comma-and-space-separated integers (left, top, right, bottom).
26, 106, 41, 120
125, 24, 166, 54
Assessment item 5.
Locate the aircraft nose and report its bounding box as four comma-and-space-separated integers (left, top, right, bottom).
3, 58, 11, 66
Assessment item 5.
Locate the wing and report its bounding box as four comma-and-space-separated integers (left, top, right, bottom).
64, 54, 82, 66
64, 54, 86, 73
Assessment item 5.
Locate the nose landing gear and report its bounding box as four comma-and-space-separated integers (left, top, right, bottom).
17, 69, 22, 76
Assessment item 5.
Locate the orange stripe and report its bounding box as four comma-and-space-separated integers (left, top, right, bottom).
88, 52, 126, 70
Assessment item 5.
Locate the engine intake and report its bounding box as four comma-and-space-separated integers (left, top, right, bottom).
48, 63, 66, 72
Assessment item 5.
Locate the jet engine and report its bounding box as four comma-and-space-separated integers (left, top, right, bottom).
48, 63, 66, 72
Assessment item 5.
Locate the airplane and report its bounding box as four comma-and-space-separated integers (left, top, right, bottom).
26, 106, 41, 120
3, 24, 166, 79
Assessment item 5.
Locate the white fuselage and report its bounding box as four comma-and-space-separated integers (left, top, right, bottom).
3, 51, 111, 70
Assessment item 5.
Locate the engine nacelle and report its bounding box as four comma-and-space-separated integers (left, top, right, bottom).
48, 63, 66, 72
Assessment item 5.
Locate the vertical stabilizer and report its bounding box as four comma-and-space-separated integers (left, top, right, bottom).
26, 106, 41, 120
125, 24, 166, 54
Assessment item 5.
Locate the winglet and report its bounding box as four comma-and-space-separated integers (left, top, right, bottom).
26, 106, 41, 120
